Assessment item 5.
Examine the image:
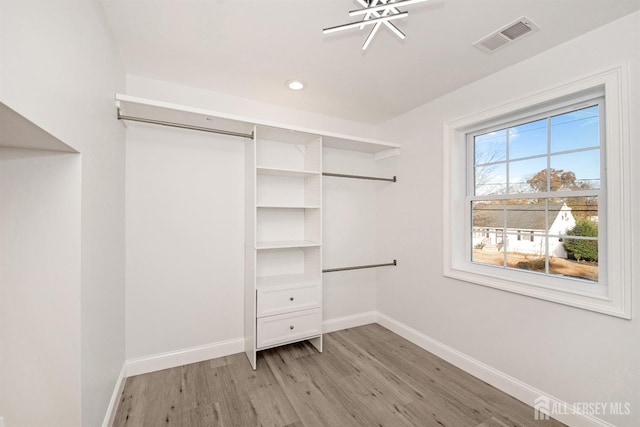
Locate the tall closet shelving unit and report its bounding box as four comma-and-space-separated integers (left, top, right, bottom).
115, 94, 401, 370
245, 126, 324, 369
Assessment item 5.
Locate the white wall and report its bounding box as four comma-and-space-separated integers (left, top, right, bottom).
323, 148, 380, 324
126, 74, 379, 140
376, 12, 640, 426
125, 123, 245, 359
0, 148, 81, 427
0, 1, 126, 425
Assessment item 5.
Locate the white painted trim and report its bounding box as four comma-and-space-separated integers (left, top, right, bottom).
121, 311, 377, 379
125, 337, 245, 377
376, 313, 616, 427
101, 365, 127, 427
442, 65, 632, 319
323, 311, 378, 333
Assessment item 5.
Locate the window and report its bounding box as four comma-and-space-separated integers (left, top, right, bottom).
469, 99, 602, 283
443, 67, 631, 318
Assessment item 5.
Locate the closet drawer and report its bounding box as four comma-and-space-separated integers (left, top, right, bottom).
256, 308, 321, 349
256, 283, 321, 318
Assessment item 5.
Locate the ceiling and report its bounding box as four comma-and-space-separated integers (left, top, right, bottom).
100, 0, 640, 124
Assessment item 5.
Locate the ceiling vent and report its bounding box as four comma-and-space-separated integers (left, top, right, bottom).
473, 17, 539, 54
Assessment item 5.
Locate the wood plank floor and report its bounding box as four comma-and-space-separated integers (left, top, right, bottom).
113, 324, 565, 427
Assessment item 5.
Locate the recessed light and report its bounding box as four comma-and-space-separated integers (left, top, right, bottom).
286, 80, 306, 91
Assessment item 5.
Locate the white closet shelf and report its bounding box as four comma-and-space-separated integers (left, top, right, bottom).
257, 204, 321, 209
256, 166, 320, 177
256, 240, 321, 250
256, 274, 320, 290
115, 94, 401, 156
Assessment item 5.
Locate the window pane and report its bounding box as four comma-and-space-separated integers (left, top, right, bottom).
475, 129, 506, 165
506, 234, 547, 273
471, 248, 505, 267
549, 150, 600, 190
472, 200, 504, 231
508, 118, 547, 160
472, 201, 505, 266
505, 200, 546, 232
557, 195, 599, 220
475, 163, 506, 196
553, 197, 598, 281
547, 201, 575, 237
508, 157, 547, 193
548, 258, 598, 282
550, 105, 599, 153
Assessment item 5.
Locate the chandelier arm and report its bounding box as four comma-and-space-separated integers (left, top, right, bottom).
362, 22, 382, 50
350, 0, 430, 16
359, 1, 405, 38
322, 12, 408, 34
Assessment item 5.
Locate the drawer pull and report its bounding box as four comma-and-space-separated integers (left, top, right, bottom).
289, 297, 294, 301
289, 325, 294, 330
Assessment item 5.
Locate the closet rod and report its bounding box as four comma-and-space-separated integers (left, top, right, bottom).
117, 110, 254, 140
323, 172, 396, 182
323, 259, 397, 273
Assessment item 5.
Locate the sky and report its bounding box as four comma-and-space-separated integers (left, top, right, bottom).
473, 105, 600, 196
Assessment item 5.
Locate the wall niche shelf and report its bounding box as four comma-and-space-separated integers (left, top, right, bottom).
1, 102, 76, 152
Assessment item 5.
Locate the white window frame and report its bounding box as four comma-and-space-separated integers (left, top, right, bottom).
443, 66, 632, 319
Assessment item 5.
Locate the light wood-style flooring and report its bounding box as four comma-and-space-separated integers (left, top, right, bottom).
113, 324, 565, 426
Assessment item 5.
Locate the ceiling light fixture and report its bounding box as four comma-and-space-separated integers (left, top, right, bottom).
323, 0, 430, 50
286, 80, 306, 90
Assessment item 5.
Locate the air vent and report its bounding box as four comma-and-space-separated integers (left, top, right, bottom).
473, 17, 539, 54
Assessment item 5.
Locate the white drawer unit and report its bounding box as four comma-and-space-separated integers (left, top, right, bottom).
256, 282, 321, 318
256, 308, 322, 350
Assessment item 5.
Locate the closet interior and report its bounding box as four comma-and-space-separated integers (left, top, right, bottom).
116, 94, 401, 369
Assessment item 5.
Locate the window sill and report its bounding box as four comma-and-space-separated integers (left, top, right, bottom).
444, 262, 630, 318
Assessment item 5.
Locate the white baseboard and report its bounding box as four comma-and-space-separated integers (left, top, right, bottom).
376, 313, 614, 427
323, 311, 377, 333
125, 337, 245, 377
122, 312, 376, 379
102, 365, 127, 427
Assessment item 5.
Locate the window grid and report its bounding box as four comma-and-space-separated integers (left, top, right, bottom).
468, 98, 602, 283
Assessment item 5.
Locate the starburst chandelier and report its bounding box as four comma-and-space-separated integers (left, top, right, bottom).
323, 0, 430, 50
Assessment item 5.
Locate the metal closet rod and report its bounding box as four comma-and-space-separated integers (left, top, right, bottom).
323, 259, 397, 273
117, 110, 254, 140
322, 172, 396, 182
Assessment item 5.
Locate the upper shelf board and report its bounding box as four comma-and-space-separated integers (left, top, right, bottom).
115, 94, 400, 156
